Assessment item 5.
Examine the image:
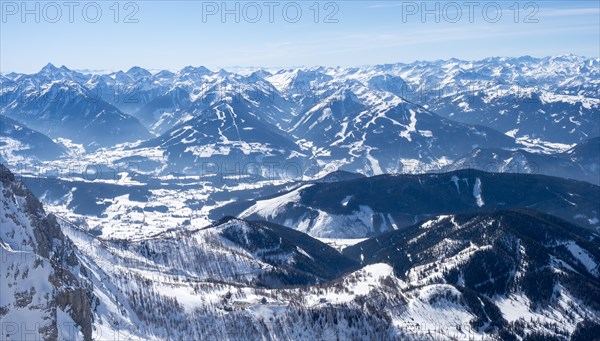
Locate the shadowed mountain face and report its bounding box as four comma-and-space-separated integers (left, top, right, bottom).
566, 137, 600, 164
134, 87, 192, 135
214, 218, 360, 281
452, 137, 600, 185
0, 115, 65, 160
345, 209, 600, 283
237, 169, 600, 238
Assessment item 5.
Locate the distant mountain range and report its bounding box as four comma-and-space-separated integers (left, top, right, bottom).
1, 64, 151, 149
1, 55, 597, 176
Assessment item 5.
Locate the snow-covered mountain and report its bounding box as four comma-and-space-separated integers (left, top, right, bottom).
83, 66, 166, 114
396, 55, 599, 144
4, 56, 597, 176
5, 63, 91, 85
269, 55, 599, 146
344, 209, 600, 339
237, 169, 600, 238
140, 98, 302, 175
0, 69, 151, 149
134, 86, 192, 135
427, 89, 599, 144
286, 84, 516, 175
126, 71, 307, 176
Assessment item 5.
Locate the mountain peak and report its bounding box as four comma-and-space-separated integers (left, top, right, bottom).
549, 53, 583, 62
126, 66, 151, 78
250, 69, 271, 79
154, 69, 176, 78
216, 68, 231, 77
39, 62, 60, 73
180, 65, 211, 75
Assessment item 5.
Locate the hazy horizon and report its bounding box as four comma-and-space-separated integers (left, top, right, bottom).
3, 52, 598, 76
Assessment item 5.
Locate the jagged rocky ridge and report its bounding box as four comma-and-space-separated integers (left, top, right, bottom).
0, 164, 93, 340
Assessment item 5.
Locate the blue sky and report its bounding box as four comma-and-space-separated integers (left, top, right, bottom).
1, 1, 598, 73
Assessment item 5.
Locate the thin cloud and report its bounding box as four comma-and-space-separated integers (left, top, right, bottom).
540, 7, 600, 17
367, 3, 404, 9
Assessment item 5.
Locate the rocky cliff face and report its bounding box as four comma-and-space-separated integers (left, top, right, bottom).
0, 164, 93, 340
